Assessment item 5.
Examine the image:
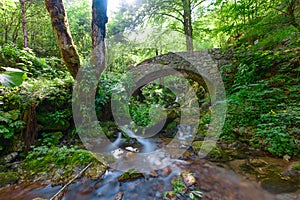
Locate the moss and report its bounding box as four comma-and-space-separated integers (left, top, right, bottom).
21, 146, 107, 185
0, 172, 18, 187
192, 140, 222, 158
118, 168, 144, 182
291, 162, 300, 170
261, 172, 298, 194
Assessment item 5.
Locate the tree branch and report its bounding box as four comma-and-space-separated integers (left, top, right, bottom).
152, 12, 184, 24
192, 0, 206, 11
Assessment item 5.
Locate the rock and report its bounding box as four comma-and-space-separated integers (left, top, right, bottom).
192, 140, 222, 158
79, 185, 94, 195
180, 171, 196, 186
118, 168, 144, 182
149, 170, 159, 178
114, 192, 124, 200
85, 164, 107, 180
290, 161, 300, 171
112, 148, 125, 159
4, 152, 18, 163
261, 172, 299, 194
0, 172, 18, 187
94, 181, 102, 189
164, 191, 176, 200
161, 166, 172, 177
283, 155, 291, 161
125, 146, 139, 152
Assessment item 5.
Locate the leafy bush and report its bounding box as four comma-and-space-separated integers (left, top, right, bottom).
222, 47, 300, 157
0, 110, 24, 151
25, 145, 96, 172
0, 44, 67, 78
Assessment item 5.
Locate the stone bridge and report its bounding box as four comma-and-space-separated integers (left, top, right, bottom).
130, 49, 231, 102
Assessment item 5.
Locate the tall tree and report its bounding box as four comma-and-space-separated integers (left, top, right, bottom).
45, 0, 81, 78
182, 0, 193, 52
19, 0, 28, 48
136, 0, 205, 52
91, 0, 108, 73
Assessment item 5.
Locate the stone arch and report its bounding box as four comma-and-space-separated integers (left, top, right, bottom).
131, 51, 225, 102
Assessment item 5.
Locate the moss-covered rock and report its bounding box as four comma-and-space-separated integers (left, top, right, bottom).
20, 146, 107, 185
0, 172, 18, 187
118, 168, 144, 182
291, 162, 300, 171
192, 140, 222, 158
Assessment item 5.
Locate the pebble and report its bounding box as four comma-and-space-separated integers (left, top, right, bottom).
161, 166, 172, 177
180, 171, 196, 186
149, 170, 159, 178
114, 192, 124, 200
94, 181, 102, 189
4, 152, 18, 163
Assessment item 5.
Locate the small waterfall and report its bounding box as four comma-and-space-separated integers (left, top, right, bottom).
105, 132, 123, 152
177, 124, 193, 140
120, 125, 155, 153
112, 132, 122, 148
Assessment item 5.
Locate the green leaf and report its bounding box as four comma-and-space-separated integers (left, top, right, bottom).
0, 67, 27, 87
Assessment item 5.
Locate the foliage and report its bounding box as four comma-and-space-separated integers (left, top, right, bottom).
0, 67, 26, 87
222, 47, 300, 157
66, 0, 92, 58
0, 44, 66, 78
0, 47, 73, 152
0, 0, 59, 56
24, 145, 96, 172
39, 132, 63, 147
0, 109, 25, 151
164, 176, 203, 200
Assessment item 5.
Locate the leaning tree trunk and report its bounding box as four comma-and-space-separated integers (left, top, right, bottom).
91, 0, 108, 74
20, 0, 28, 48
45, 0, 81, 78
182, 0, 193, 52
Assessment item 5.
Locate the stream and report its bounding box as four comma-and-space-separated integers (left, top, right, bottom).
0, 125, 299, 200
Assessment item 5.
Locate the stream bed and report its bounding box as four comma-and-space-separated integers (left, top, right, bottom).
0, 135, 299, 200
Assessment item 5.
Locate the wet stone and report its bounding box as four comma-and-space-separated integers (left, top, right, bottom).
118, 168, 144, 182
114, 192, 124, 200
180, 171, 196, 187
78, 185, 94, 195
94, 181, 102, 189
161, 166, 172, 177
149, 170, 159, 178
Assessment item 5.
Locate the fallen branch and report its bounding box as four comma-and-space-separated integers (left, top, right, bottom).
49, 162, 93, 200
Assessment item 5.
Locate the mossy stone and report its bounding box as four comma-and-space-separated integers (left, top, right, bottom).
0, 172, 18, 187
192, 140, 222, 158
118, 168, 144, 182
291, 162, 300, 171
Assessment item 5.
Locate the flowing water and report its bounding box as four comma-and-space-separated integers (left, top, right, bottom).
0, 126, 299, 200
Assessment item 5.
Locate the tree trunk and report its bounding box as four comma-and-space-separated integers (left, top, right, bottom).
182, 0, 193, 52
23, 103, 37, 152
45, 0, 81, 78
20, 0, 28, 48
91, 0, 108, 74
286, 0, 300, 32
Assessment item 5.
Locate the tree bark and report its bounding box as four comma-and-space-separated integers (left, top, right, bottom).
91, 0, 108, 74
286, 0, 300, 32
182, 0, 193, 52
20, 0, 28, 48
45, 0, 81, 78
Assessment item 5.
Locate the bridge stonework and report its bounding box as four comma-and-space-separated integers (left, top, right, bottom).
128, 50, 229, 156
133, 49, 230, 102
